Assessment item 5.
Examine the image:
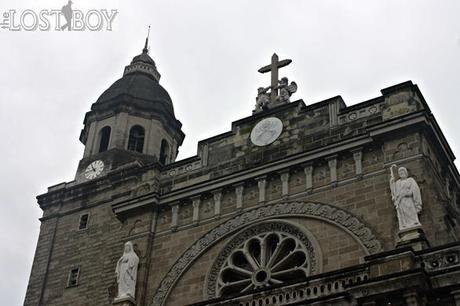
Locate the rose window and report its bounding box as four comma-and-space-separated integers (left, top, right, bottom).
207, 221, 318, 298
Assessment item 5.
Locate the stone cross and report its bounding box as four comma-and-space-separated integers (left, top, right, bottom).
258, 53, 292, 102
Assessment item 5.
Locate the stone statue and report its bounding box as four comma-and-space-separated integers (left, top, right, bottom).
255, 86, 270, 112
115, 241, 139, 300
275, 77, 297, 104
389, 165, 422, 231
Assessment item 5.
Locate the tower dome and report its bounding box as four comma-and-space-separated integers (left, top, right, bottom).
77, 38, 185, 181
92, 39, 177, 124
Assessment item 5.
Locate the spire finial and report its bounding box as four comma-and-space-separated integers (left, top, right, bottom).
143, 25, 151, 53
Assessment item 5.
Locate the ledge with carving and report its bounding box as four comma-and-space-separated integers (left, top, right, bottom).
189, 264, 370, 306
186, 242, 460, 306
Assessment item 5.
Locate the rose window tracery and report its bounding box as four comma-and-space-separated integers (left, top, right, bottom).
207, 221, 319, 298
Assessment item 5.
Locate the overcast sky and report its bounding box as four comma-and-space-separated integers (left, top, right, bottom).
1, 0, 460, 305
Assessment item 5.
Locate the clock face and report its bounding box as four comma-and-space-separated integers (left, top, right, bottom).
250, 117, 283, 146
84, 160, 104, 180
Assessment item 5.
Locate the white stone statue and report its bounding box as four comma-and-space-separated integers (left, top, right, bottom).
389, 165, 422, 231
275, 77, 297, 104
255, 86, 270, 112
115, 241, 139, 300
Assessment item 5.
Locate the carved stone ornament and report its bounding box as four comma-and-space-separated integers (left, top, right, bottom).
253, 53, 297, 113
255, 86, 270, 112
207, 221, 320, 298
275, 77, 297, 104
250, 117, 283, 146
389, 165, 423, 231
115, 241, 139, 302
151, 201, 382, 306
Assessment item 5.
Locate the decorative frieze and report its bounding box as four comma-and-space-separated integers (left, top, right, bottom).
422, 249, 460, 272
161, 160, 203, 178
337, 102, 385, 124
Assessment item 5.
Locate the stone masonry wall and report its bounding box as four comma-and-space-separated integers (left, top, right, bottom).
25, 81, 460, 306
148, 128, 457, 305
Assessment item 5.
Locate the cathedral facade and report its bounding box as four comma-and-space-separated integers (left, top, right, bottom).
24, 44, 460, 306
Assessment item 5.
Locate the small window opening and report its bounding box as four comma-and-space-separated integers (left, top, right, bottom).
159, 139, 170, 165
67, 267, 80, 287
127, 125, 145, 153
98, 126, 111, 153
78, 214, 89, 230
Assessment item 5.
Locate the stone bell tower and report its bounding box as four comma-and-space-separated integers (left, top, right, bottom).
75, 37, 184, 182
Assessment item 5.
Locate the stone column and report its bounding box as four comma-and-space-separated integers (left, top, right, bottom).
256, 176, 267, 204
170, 203, 179, 232
234, 183, 244, 210
326, 155, 338, 186
403, 291, 426, 306
453, 192, 458, 213
279, 170, 290, 199
200, 143, 209, 167
446, 177, 451, 199
351, 148, 363, 177
112, 112, 129, 150
213, 189, 222, 218
83, 121, 97, 157
191, 196, 201, 226
451, 289, 460, 306
150, 209, 158, 233
303, 163, 313, 192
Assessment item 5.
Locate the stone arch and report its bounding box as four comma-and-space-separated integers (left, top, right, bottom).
151, 201, 382, 306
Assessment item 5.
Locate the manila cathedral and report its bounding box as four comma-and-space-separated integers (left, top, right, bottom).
24, 37, 460, 306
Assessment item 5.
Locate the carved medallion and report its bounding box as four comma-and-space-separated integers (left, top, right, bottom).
250, 117, 283, 146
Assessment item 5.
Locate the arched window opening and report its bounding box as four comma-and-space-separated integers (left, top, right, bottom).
211, 223, 313, 298
127, 125, 145, 153
98, 126, 111, 153
159, 139, 170, 165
